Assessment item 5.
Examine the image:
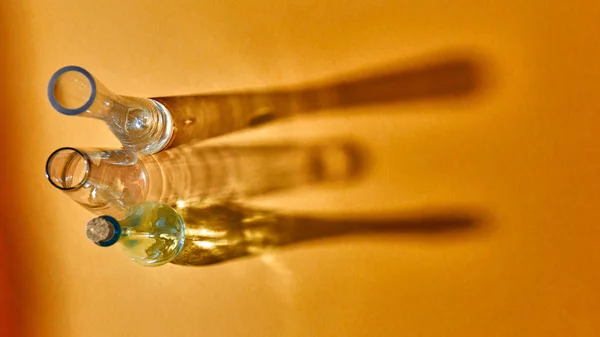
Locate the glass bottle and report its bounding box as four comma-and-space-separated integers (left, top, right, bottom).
86, 201, 285, 267
45, 140, 363, 218
46, 65, 337, 153
48, 66, 174, 155
45, 147, 148, 219
85, 202, 185, 267
48, 58, 476, 153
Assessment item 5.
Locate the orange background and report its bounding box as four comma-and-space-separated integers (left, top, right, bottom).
1, 1, 599, 336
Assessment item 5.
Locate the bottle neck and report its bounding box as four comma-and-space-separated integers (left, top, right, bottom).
118, 212, 141, 232
46, 148, 149, 219
48, 66, 174, 155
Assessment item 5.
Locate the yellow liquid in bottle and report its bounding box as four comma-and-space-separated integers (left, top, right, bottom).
119, 202, 186, 267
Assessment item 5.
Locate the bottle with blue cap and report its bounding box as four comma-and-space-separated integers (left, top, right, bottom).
85, 202, 185, 267
86, 200, 289, 267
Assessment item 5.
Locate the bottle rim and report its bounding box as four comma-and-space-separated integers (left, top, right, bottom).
47, 65, 97, 116
45, 147, 91, 191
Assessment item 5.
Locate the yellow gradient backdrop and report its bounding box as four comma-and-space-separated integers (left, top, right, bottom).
1, 1, 599, 336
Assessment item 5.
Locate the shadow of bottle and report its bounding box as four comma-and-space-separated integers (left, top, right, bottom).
44, 137, 367, 219
170, 203, 486, 267
155, 52, 487, 148
143, 138, 367, 207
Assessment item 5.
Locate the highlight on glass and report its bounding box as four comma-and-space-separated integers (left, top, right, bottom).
45, 140, 365, 219
47, 66, 174, 155
45, 147, 148, 219
86, 202, 186, 267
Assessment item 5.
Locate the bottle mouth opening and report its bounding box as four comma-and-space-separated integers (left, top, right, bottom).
45, 147, 90, 191
48, 65, 97, 116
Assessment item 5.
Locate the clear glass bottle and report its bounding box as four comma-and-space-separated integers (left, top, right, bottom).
48, 60, 476, 154
86, 202, 185, 267
46, 66, 340, 153
86, 201, 284, 267
45, 140, 363, 218
45, 147, 148, 219
48, 66, 174, 155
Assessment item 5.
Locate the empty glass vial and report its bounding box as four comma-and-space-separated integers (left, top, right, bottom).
46, 66, 335, 154
48, 66, 174, 155
49, 58, 479, 154
45, 147, 148, 219
45, 140, 363, 218
86, 202, 185, 267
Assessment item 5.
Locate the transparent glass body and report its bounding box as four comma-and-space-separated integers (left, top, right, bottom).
48, 58, 478, 153
86, 202, 185, 267
46, 141, 363, 218
48, 66, 174, 155
45, 147, 148, 219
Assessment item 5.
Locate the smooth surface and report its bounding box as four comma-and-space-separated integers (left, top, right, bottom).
1, 1, 599, 336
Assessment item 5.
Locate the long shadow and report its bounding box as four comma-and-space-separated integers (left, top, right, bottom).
171, 204, 487, 267
45, 138, 367, 219
154, 52, 487, 147
143, 138, 367, 206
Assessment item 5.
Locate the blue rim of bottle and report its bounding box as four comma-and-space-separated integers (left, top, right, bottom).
47, 65, 97, 116
97, 216, 122, 247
